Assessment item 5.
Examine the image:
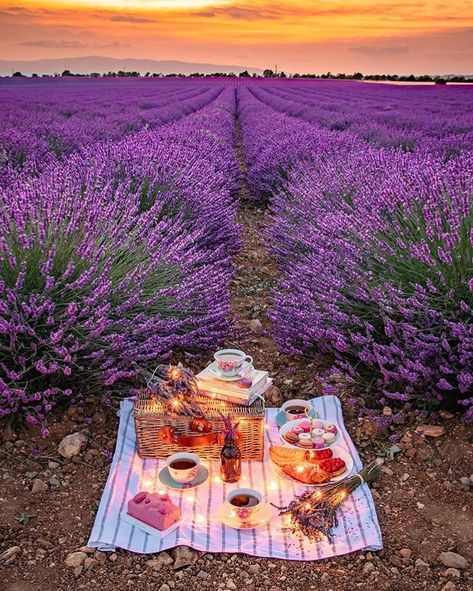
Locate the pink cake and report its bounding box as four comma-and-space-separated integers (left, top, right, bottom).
127, 492, 180, 530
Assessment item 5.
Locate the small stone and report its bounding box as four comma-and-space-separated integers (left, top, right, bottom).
48, 461, 60, 469
58, 431, 88, 459
36, 538, 53, 550
439, 552, 468, 570
415, 424, 445, 438
399, 548, 412, 562
265, 385, 282, 406
73, 566, 83, 577
32, 478, 49, 493
459, 477, 471, 489
415, 558, 430, 568
249, 564, 260, 574
382, 406, 392, 416
58, 537, 67, 545
439, 410, 454, 420
95, 551, 107, 564
441, 582, 456, 591
109, 553, 118, 562
158, 585, 171, 591
65, 552, 87, 568
173, 545, 197, 570
0, 546, 22, 563
84, 557, 98, 571
146, 551, 173, 571
79, 546, 95, 554
249, 319, 263, 333
444, 568, 461, 579
226, 580, 237, 590
363, 562, 376, 574
197, 570, 209, 580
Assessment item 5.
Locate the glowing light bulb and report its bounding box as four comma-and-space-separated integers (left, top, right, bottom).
196, 514, 205, 523
269, 480, 278, 490
296, 466, 304, 473
304, 503, 311, 510
186, 495, 193, 502
172, 398, 179, 408
157, 489, 165, 495
213, 476, 221, 484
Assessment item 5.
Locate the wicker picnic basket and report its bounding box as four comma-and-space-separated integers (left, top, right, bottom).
133, 388, 265, 461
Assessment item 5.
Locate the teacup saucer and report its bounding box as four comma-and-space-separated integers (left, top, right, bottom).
207, 360, 254, 382
216, 502, 272, 530
159, 464, 209, 490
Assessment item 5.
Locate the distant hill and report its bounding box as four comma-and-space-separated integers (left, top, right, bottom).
0, 55, 262, 76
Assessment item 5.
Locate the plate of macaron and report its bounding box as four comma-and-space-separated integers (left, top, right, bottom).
279, 418, 342, 450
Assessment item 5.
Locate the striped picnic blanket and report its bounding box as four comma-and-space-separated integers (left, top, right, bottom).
88, 395, 382, 559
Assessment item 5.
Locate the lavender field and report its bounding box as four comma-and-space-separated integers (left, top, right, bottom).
1, 77, 472, 424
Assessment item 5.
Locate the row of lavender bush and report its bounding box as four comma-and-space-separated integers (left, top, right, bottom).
0, 83, 240, 423
239, 83, 473, 419
0, 78, 222, 189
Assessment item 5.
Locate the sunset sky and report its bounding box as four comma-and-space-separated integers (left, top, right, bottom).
1, 1, 472, 73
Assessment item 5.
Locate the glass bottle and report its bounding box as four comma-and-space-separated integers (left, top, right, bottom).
220, 433, 241, 483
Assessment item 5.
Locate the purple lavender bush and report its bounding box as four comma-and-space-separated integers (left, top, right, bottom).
0, 86, 240, 422
268, 149, 473, 419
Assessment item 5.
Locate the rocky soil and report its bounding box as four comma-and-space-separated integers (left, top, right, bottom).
1, 142, 473, 591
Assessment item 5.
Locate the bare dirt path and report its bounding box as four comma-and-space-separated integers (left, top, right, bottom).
1, 123, 472, 591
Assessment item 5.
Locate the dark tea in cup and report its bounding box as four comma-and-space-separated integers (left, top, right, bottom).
169, 459, 196, 471
230, 494, 259, 508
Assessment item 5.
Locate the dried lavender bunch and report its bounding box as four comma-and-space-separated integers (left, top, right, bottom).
276, 460, 382, 542
218, 412, 240, 440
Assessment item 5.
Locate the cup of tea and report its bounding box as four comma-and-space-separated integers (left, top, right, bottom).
282, 399, 317, 422
167, 452, 200, 484
214, 349, 253, 377
226, 488, 262, 524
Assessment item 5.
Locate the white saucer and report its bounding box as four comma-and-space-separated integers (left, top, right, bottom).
216, 502, 272, 530
207, 360, 254, 382
269, 444, 354, 486
159, 464, 209, 490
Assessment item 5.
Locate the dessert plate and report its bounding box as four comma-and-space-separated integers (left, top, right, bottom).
279, 418, 342, 450
216, 502, 272, 530
269, 445, 354, 486
206, 360, 254, 381
120, 511, 183, 539
159, 464, 209, 490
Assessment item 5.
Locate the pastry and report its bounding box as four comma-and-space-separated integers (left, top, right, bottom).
312, 437, 326, 449
312, 420, 325, 430
299, 420, 311, 433
283, 432, 299, 444
322, 432, 336, 444
127, 492, 180, 530
325, 423, 338, 434
319, 458, 347, 477
298, 432, 312, 441
293, 426, 304, 435
307, 449, 333, 462
269, 446, 306, 466
299, 438, 313, 448
282, 462, 331, 485
311, 428, 325, 438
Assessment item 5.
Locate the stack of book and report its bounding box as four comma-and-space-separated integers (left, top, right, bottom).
196, 367, 271, 406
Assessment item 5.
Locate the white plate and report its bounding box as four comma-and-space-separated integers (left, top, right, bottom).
279, 418, 342, 450
216, 502, 272, 530
207, 360, 254, 382
269, 445, 354, 486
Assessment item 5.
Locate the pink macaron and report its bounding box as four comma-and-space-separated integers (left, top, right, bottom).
299, 420, 311, 433
312, 420, 325, 430
325, 423, 338, 434
312, 437, 326, 449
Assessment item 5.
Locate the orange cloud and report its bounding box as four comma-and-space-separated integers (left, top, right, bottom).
1, 1, 472, 73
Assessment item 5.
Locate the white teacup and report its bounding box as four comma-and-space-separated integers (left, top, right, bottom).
282, 399, 318, 422
214, 349, 253, 377
226, 488, 262, 524
167, 452, 200, 484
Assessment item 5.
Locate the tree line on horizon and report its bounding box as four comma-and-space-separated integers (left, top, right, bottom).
6, 69, 472, 83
